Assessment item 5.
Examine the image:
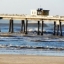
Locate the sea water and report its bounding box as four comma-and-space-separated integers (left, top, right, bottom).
0, 20, 64, 56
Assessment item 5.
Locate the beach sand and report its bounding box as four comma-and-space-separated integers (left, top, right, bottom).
0, 55, 64, 64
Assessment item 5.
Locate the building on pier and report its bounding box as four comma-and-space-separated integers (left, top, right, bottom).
31, 8, 49, 16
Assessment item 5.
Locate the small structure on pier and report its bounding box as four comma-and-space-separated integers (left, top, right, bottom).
31, 8, 49, 16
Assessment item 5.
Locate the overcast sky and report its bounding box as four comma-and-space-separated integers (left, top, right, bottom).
0, 0, 64, 15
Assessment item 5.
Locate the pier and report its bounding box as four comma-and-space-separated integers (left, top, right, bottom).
0, 14, 64, 36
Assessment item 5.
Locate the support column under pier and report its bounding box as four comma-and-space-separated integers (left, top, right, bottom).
59, 20, 62, 36
23, 20, 25, 33
57, 25, 59, 35
21, 20, 25, 33
9, 19, 14, 33
41, 20, 44, 35
11, 20, 14, 33
25, 19, 28, 34
21, 20, 24, 32
9, 19, 11, 32
37, 21, 40, 35
53, 21, 56, 35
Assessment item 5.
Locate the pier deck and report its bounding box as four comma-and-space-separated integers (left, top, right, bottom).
0, 14, 64, 21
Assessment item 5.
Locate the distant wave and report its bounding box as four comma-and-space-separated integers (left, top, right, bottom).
1, 35, 64, 42
30, 39, 64, 42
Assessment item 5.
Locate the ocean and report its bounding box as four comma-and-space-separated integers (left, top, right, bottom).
0, 20, 64, 56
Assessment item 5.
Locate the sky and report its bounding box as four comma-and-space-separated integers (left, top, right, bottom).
0, 0, 64, 16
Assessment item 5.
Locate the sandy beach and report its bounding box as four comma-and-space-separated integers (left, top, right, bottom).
0, 55, 63, 64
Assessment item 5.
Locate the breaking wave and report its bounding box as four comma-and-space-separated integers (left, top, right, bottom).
0, 45, 64, 51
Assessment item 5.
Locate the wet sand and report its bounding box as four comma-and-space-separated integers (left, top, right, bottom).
0, 55, 64, 64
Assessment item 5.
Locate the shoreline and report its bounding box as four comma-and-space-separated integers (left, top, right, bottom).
0, 54, 64, 64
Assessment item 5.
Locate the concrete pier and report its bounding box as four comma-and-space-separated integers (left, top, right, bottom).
0, 14, 64, 36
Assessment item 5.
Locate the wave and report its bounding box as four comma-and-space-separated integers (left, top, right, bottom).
30, 39, 64, 42
0, 45, 64, 51
1, 34, 64, 42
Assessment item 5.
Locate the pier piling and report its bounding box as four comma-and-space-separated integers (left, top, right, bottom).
41, 20, 43, 35
11, 20, 13, 33
23, 20, 25, 33
9, 19, 14, 33
57, 25, 59, 35
9, 19, 11, 32
53, 21, 56, 35
37, 21, 40, 35
59, 20, 62, 36
21, 20, 24, 32
25, 19, 28, 34
0, 25, 1, 32
21, 20, 25, 33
